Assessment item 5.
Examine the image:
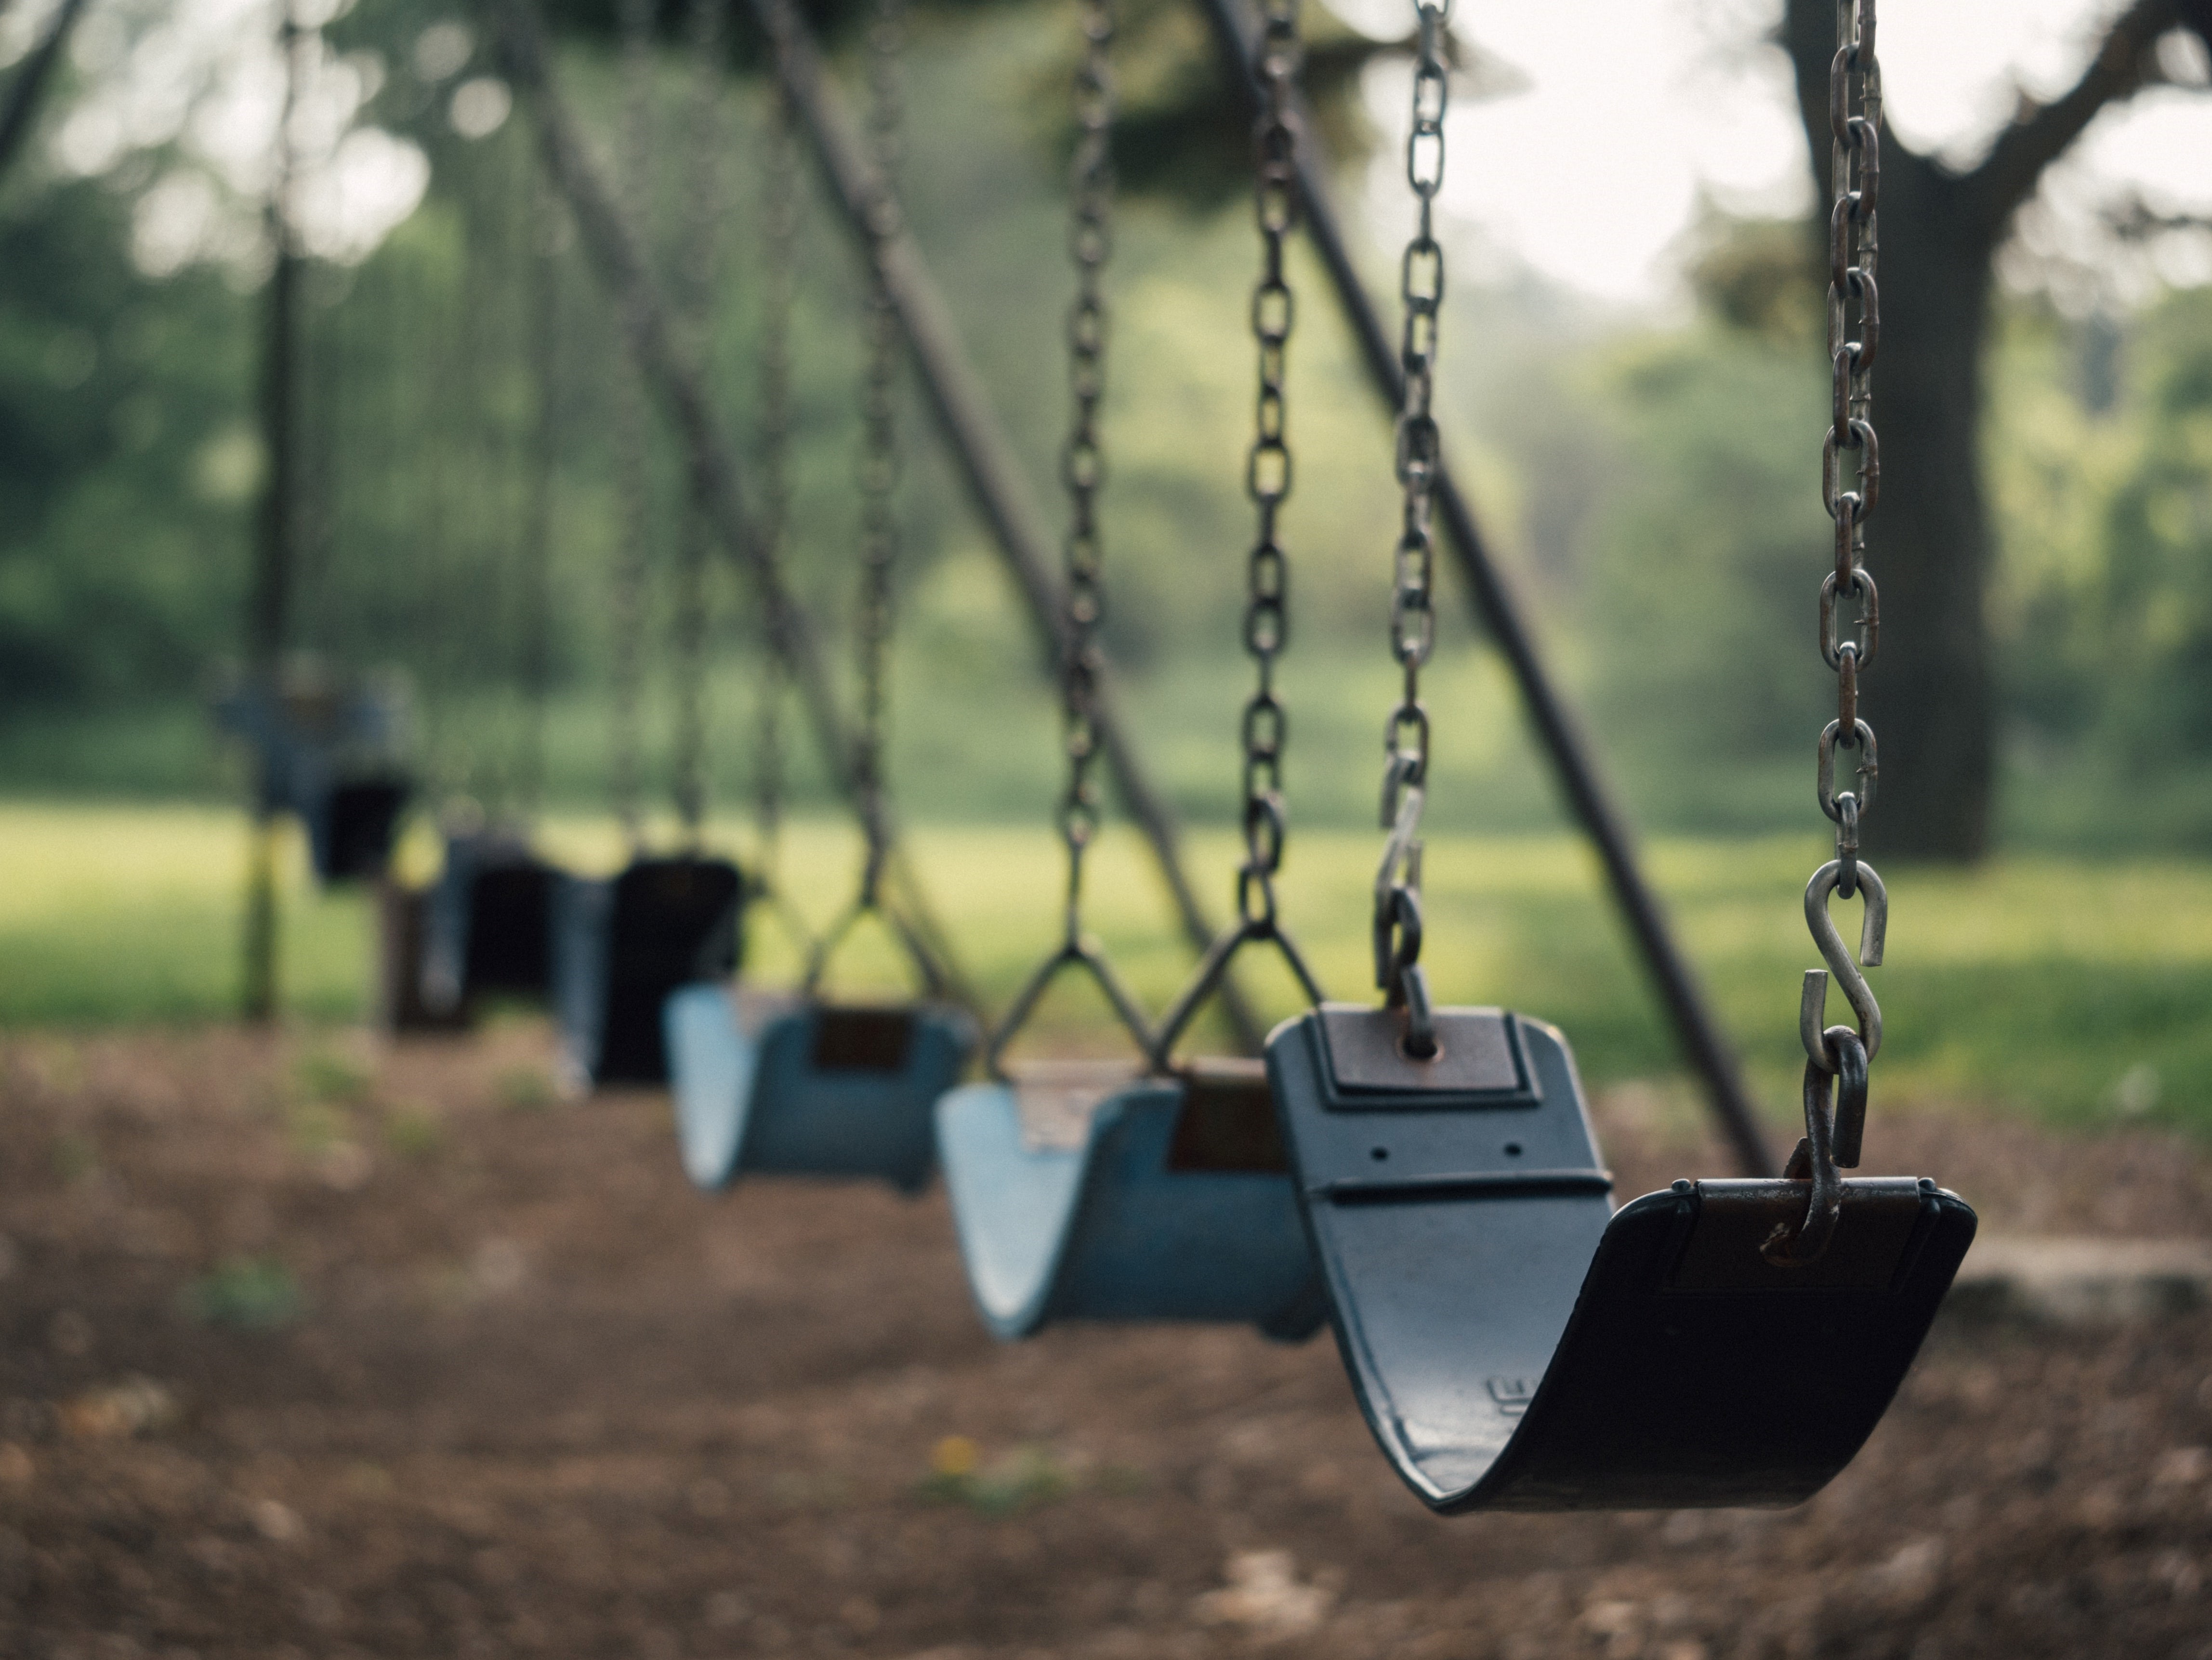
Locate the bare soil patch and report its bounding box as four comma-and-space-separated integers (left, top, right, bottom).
2, 1026, 2209, 1659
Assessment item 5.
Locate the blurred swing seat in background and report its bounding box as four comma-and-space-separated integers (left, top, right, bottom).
214, 669, 412, 885
553, 854, 744, 1089
421, 830, 561, 1015
667, 985, 972, 1193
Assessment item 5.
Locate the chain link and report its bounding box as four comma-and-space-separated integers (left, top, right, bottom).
517, 166, 560, 825
1056, 0, 1115, 936
975, 0, 1159, 1074
852, 0, 907, 904
1775, 0, 1886, 1264
1235, 0, 1301, 929
609, 0, 656, 843
1370, 0, 1450, 1055
669, 0, 724, 843
1146, 0, 1329, 1066
754, 78, 798, 880
1386, 0, 1448, 806
1821, 0, 1880, 894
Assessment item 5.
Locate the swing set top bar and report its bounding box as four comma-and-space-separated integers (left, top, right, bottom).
1194, 0, 1773, 1176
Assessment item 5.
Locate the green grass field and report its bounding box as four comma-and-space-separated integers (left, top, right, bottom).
3, 802, 2208, 1137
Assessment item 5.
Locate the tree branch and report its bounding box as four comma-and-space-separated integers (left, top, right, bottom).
1969, 0, 2182, 234
0, 0, 93, 181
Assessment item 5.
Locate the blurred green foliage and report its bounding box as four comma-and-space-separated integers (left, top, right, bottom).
0, 0, 2207, 860
0, 176, 250, 705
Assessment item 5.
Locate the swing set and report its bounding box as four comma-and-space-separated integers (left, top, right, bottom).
237, 0, 1972, 1517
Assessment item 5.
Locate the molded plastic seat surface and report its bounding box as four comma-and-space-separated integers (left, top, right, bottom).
306, 776, 409, 883
661, 982, 800, 1189
552, 857, 744, 1089
1266, 1004, 1977, 1512
936, 1059, 1326, 1341
422, 834, 557, 1013
737, 1001, 976, 1193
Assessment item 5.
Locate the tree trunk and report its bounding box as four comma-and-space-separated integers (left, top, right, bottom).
1856, 154, 1995, 860
1782, 0, 2208, 859
1782, 5, 2000, 861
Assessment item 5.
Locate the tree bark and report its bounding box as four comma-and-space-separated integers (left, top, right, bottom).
1845, 151, 1996, 861
1779, 0, 2199, 859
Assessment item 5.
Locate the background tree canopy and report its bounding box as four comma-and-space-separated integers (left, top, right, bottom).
0, 0, 2209, 854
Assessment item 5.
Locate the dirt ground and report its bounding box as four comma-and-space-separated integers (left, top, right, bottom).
2, 1024, 2210, 1660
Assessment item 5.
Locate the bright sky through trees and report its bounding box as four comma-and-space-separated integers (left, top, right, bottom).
11, 0, 2212, 300
1341, 0, 2212, 306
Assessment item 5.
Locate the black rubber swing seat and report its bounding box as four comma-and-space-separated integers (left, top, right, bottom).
553, 856, 745, 1088
1264, 1003, 1977, 1512
421, 833, 559, 1014
305, 775, 410, 883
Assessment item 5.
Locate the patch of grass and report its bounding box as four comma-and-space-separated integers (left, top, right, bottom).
1093, 1463, 1150, 1496
0, 805, 369, 1024
180, 1257, 305, 1331
285, 1100, 350, 1157
382, 1104, 445, 1161
294, 1050, 372, 1104
50, 1130, 98, 1183
495, 1066, 556, 1111
6, 804, 2212, 1134
919, 1437, 1074, 1515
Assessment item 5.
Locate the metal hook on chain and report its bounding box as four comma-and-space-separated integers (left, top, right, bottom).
1371, 767, 1435, 1059
1763, 1025, 1867, 1268
1800, 858, 1884, 1072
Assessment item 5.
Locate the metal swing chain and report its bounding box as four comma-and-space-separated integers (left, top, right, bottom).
1236, 0, 1301, 934
517, 164, 561, 825
1820, 0, 1881, 898
1146, 0, 1324, 1068
1770, 0, 1885, 1267
610, 0, 656, 844
1372, 0, 1451, 1059
669, 0, 726, 844
852, 0, 907, 908
978, 0, 1155, 1076
1056, 0, 1115, 941
754, 76, 800, 888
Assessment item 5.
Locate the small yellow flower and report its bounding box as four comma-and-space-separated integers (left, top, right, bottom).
930, 1435, 980, 1478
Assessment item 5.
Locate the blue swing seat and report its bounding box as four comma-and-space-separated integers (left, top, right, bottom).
552, 856, 744, 1090
421, 832, 558, 1015
935, 1057, 1326, 1341
215, 677, 411, 886
675, 998, 974, 1194
661, 981, 797, 1189
304, 776, 410, 883
1265, 1003, 1976, 1511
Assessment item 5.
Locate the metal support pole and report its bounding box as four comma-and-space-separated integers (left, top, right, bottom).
745, 0, 1264, 1054
486, 0, 979, 1011
242, 0, 302, 1026
1197, 0, 1774, 1175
